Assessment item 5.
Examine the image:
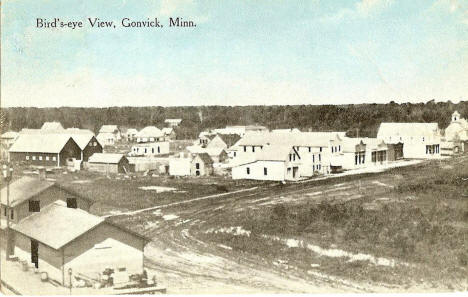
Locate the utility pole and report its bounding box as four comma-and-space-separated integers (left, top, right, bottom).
1, 164, 13, 293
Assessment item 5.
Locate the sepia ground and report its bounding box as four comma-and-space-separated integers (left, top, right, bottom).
14, 156, 468, 294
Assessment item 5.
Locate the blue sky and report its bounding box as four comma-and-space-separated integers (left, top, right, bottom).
2, 0, 468, 107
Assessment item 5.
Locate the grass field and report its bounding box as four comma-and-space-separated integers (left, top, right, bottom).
198, 156, 468, 289
53, 169, 267, 214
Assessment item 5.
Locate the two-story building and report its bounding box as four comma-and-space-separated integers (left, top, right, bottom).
231, 145, 302, 181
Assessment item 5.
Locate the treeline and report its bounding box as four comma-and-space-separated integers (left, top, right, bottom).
1, 100, 467, 139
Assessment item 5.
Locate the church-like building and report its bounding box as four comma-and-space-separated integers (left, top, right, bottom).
441, 111, 468, 155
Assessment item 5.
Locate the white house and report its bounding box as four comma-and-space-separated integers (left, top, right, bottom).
131, 141, 170, 156
162, 127, 176, 140
232, 145, 302, 181
232, 131, 344, 176
377, 123, 441, 159
96, 125, 121, 146
165, 119, 182, 127
136, 126, 165, 143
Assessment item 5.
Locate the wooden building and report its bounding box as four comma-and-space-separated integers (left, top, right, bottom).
87, 153, 131, 174
9, 134, 81, 167
1, 175, 92, 257
191, 153, 214, 176
11, 200, 149, 287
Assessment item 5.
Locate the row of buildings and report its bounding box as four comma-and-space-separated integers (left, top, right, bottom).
1, 112, 467, 180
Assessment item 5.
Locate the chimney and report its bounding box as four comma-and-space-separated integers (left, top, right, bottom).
38, 168, 46, 180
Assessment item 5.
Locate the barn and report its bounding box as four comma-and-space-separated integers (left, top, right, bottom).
9, 134, 81, 167
11, 200, 149, 287
87, 153, 131, 174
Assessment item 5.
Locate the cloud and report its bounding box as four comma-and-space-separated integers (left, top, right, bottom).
320, 0, 394, 23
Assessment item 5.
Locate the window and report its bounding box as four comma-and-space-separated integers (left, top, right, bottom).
318, 154, 321, 161
319, 147, 322, 152
246, 167, 250, 175
29, 200, 40, 212
264, 167, 267, 175
331, 147, 334, 153
66, 198, 77, 209
46, 156, 49, 161
308, 147, 311, 153
339, 145, 341, 151
152, 148, 154, 154
312, 155, 315, 163
244, 146, 247, 152
52, 156, 56, 161
144, 148, 147, 153
422, 137, 425, 142
196, 163, 200, 169
158, 146, 160, 153
10, 209, 14, 220
234, 152, 237, 157
252, 147, 255, 152
39, 156, 43, 161
3, 207, 6, 216
26, 155, 30, 160
32, 156, 36, 160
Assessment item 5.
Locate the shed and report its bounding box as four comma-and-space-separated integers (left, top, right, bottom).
87, 153, 131, 174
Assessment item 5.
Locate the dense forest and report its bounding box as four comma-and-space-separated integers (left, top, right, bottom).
1, 100, 467, 139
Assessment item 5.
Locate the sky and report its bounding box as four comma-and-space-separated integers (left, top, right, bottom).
2, 0, 468, 107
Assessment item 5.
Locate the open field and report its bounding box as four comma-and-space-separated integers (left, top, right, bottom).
55, 156, 464, 293
10, 156, 467, 293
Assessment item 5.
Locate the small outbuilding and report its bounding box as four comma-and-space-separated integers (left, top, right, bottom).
87, 153, 131, 174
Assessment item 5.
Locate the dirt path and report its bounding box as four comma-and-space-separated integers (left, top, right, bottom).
109, 172, 406, 294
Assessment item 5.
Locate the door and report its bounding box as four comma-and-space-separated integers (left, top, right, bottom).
31, 240, 39, 268
292, 167, 298, 178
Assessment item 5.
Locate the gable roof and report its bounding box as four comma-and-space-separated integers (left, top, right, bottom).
217, 134, 242, 147
377, 123, 440, 138
137, 126, 164, 138
12, 200, 104, 250
236, 131, 341, 147
0, 176, 54, 207
9, 134, 76, 154
194, 153, 213, 165
41, 122, 64, 130
162, 127, 174, 135
88, 153, 126, 164
99, 125, 119, 133
18, 128, 96, 150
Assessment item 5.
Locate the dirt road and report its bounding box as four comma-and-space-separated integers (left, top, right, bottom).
110, 170, 407, 294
